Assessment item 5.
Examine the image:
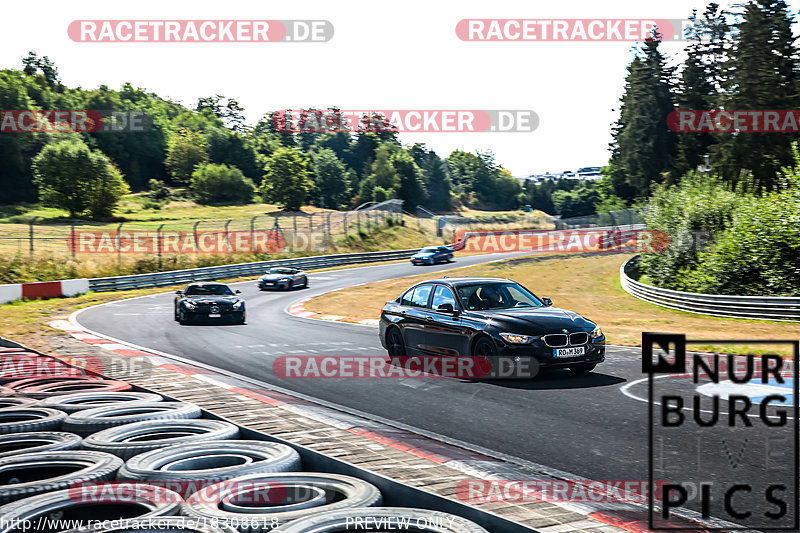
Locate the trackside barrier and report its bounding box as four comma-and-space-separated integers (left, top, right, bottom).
620, 256, 800, 322
0, 278, 89, 304
88, 249, 421, 292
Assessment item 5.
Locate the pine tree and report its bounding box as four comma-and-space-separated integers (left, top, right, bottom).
674, 4, 728, 176
608, 37, 677, 201
714, 0, 799, 190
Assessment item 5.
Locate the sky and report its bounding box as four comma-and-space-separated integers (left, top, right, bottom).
0, 0, 763, 177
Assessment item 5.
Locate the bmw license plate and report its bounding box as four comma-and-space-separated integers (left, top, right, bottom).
208, 313, 221, 318
554, 346, 585, 358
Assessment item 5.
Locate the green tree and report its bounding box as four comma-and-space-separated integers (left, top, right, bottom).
608, 37, 676, 201
260, 147, 313, 210
190, 163, 254, 205
32, 138, 129, 219
392, 151, 428, 207
165, 128, 209, 185
310, 148, 350, 209
714, 0, 799, 190
369, 144, 399, 191
674, 4, 727, 176
196, 94, 246, 132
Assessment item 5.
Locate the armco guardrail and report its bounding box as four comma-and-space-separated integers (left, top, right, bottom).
89, 249, 420, 292
620, 256, 800, 322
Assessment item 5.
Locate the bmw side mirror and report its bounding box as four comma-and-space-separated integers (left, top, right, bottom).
175, 290, 182, 295
437, 303, 459, 316
235, 290, 241, 294
542, 297, 553, 307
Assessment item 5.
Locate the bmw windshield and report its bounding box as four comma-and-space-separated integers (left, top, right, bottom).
457, 282, 544, 311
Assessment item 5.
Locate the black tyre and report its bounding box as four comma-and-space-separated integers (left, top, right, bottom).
118, 440, 301, 494
0, 450, 123, 504
0, 397, 37, 409
180, 472, 382, 532
39, 391, 164, 414
385, 328, 406, 357
301, 277, 308, 288
82, 419, 240, 460
7, 376, 131, 399
571, 363, 597, 376
179, 311, 189, 325
271, 507, 489, 532
472, 337, 497, 358
61, 517, 238, 533
0, 406, 67, 434
63, 402, 202, 437
0, 485, 182, 533
0, 431, 82, 459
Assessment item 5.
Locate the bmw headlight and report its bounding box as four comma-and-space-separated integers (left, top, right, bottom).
590, 326, 603, 339
183, 300, 197, 310
232, 300, 244, 310
499, 333, 536, 344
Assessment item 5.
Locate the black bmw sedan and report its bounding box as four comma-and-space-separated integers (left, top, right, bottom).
378, 277, 605, 376
174, 282, 246, 325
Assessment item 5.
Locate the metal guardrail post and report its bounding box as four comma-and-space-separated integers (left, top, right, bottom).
292, 214, 297, 252
28, 216, 39, 258
156, 224, 164, 270
116, 222, 123, 268
70, 223, 76, 259
193, 221, 201, 251
250, 216, 257, 252
224, 219, 232, 252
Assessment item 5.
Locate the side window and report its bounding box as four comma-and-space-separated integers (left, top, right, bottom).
400, 288, 416, 306
431, 285, 457, 310
409, 284, 433, 308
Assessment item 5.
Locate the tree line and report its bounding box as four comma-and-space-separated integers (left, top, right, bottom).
1, 54, 530, 219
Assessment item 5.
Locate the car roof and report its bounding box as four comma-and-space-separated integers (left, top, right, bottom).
186, 282, 229, 287
416, 277, 512, 287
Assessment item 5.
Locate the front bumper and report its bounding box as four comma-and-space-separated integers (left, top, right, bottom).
487, 338, 606, 377
181, 309, 244, 322
258, 280, 290, 289
410, 257, 434, 265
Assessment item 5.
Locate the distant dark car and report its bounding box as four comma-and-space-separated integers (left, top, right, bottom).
378, 277, 605, 376
174, 282, 245, 325
257, 267, 308, 290
410, 246, 453, 266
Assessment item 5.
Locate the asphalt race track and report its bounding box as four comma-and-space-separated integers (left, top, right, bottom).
77, 253, 795, 525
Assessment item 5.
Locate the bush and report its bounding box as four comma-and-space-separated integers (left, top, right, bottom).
190, 163, 254, 205
639, 172, 741, 290
148, 179, 170, 200
32, 138, 130, 220
679, 170, 800, 295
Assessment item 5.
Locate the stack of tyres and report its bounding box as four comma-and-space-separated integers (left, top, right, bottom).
0, 348, 491, 532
